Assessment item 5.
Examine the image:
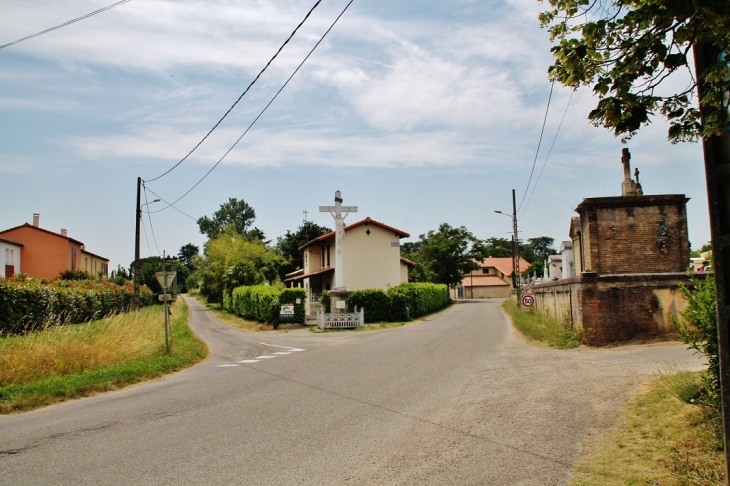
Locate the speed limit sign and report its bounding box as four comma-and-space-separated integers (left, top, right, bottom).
521, 294, 535, 308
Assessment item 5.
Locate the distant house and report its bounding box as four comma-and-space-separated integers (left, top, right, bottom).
0, 214, 109, 280
0, 237, 23, 278
284, 217, 414, 314
455, 256, 531, 299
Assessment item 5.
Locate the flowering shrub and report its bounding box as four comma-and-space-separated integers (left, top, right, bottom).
0, 276, 154, 336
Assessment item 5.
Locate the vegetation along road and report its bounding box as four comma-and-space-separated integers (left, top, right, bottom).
0, 297, 703, 484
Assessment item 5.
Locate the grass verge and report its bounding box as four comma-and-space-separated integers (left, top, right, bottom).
570, 370, 726, 485
197, 297, 261, 332
501, 298, 582, 349
0, 300, 208, 414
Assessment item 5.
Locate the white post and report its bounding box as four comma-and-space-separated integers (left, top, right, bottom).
319, 190, 357, 289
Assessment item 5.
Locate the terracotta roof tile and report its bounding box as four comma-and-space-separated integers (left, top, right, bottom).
299, 217, 409, 251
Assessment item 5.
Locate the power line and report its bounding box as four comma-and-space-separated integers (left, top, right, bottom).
143, 187, 161, 256
143, 185, 198, 221
149, 0, 357, 213
0, 0, 132, 50
520, 90, 574, 217
517, 79, 555, 214
145, 0, 325, 183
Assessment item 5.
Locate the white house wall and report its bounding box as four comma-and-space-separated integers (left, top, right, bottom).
342, 224, 402, 290
1, 242, 21, 278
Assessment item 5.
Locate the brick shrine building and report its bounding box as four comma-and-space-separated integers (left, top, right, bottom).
532, 149, 695, 345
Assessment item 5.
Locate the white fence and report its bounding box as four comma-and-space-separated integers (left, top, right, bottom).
316, 307, 364, 330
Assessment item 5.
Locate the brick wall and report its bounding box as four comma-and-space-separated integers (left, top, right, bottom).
575, 195, 689, 275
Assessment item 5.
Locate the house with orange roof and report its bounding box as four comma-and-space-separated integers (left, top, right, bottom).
455, 256, 531, 299
284, 217, 415, 314
0, 214, 109, 280
1, 236, 23, 278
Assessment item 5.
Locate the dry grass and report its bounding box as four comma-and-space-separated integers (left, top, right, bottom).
570, 371, 726, 485
502, 299, 582, 349
0, 304, 166, 386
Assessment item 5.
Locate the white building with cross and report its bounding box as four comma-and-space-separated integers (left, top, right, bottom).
284, 193, 415, 315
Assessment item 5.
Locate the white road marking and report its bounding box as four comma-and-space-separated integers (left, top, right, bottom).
255, 356, 277, 359
273, 352, 292, 355
238, 360, 260, 364
260, 343, 305, 352
217, 364, 239, 368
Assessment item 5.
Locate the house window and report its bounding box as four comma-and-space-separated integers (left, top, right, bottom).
71, 247, 77, 269
482, 268, 490, 274
326, 245, 331, 267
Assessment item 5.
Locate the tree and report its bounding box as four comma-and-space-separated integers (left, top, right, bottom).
197, 198, 264, 241
132, 256, 189, 295
418, 223, 488, 288
178, 243, 200, 271
275, 221, 331, 280
527, 236, 557, 263
483, 237, 513, 258
197, 228, 282, 303
540, 0, 729, 142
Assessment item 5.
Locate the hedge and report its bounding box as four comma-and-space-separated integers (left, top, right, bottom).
228, 285, 306, 327
348, 283, 450, 322
0, 277, 155, 336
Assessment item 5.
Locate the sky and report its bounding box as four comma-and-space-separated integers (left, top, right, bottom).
0, 0, 712, 272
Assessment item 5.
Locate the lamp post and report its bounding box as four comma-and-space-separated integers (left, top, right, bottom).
494, 189, 521, 302
133, 178, 160, 312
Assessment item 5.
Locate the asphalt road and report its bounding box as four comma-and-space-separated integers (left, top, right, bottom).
0, 297, 704, 485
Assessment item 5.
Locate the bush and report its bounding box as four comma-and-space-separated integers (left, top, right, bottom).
347, 283, 450, 322
675, 272, 720, 409
0, 276, 154, 336
348, 289, 391, 323
230, 285, 305, 327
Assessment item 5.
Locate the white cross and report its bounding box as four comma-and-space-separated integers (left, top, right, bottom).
320, 190, 357, 289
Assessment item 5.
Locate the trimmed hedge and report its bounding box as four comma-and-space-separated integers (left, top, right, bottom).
228, 285, 305, 327
348, 283, 450, 322
0, 277, 154, 336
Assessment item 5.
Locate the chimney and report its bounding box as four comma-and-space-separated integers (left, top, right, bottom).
61, 229, 68, 237
33, 214, 40, 227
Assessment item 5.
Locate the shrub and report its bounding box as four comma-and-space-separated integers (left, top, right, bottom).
348, 289, 391, 323
0, 277, 154, 336
230, 285, 306, 327
675, 272, 720, 409
320, 291, 331, 314
388, 282, 449, 320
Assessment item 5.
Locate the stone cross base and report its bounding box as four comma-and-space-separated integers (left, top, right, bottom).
329, 287, 352, 314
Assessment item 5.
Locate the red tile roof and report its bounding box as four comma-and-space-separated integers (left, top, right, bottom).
476, 257, 531, 277
299, 217, 410, 251
0, 237, 23, 247
0, 223, 85, 246
400, 257, 418, 267
462, 275, 510, 287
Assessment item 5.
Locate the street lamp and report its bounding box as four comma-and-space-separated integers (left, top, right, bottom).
494, 189, 521, 301
133, 176, 160, 312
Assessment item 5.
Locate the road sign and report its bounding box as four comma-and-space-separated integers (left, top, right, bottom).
523, 285, 534, 295
521, 294, 535, 308
155, 271, 177, 289
158, 294, 173, 301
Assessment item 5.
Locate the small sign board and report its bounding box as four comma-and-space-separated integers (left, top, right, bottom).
335, 300, 346, 310
155, 271, 177, 289
521, 293, 535, 310
158, 294, 173, 301
280, 303, 295, 317
523, 285, 534, 295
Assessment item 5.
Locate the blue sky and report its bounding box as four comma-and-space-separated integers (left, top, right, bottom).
0, 0, 711, 271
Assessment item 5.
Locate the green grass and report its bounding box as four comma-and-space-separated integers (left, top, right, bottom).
570, 371, 726, 485
501, 298, 582, 349
0, 300, 208, 413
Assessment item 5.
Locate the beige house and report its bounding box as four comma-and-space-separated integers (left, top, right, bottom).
453, 256, 531, 299
285, 217, 415, 314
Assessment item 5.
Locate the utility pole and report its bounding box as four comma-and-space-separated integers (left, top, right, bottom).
133, 177, 141, 312
694, 39, 730, 481
512, 188, 521, 302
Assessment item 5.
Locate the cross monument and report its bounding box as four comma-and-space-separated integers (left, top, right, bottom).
320, 190, 357, 289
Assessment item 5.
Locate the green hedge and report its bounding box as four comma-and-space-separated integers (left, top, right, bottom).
229, 285, 305, 327
0, 277, 154, 336
348, 283, 450, 322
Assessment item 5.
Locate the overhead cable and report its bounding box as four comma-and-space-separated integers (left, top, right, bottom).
143, 185, 198, 221
0, 0, 132, 50
145, 0, 324, 183
517, 79, 555, 214
150, 0, 357, 213
143, 187, 161, 256
520, 90, 574, 217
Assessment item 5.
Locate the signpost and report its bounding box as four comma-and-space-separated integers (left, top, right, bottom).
155, 260, 176, 353
521, 285, 535, 311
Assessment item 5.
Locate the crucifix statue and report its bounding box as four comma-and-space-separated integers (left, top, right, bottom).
320, 190, 357, 289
